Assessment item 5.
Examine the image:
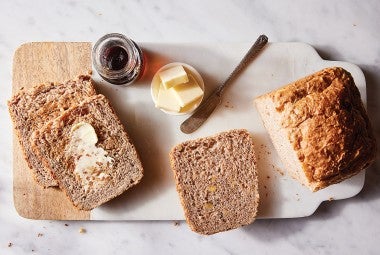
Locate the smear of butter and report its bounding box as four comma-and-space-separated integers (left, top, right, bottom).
66, 122, 113, 192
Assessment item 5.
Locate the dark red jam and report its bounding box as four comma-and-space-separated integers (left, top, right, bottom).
100, 46, 129, 71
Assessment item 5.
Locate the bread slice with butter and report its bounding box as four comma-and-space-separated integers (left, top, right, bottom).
169, 129, 259, 235
8, 75, 97, 187
31, 94, 144, 210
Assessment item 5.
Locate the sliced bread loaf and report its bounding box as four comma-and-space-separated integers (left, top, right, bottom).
254, 67, 377, 191
30, 94, 144, 210
8, 75, 96, 187
169, 129, 259, 235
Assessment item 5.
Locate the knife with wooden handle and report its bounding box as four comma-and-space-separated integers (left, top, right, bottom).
180, 34, 269, 134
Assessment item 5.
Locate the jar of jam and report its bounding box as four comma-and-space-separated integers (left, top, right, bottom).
92, 33, 145, 85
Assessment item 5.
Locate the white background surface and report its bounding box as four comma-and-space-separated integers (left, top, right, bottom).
91, 42, 367, 220
1, 0, 379, 254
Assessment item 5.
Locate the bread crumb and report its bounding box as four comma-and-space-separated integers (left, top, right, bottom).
8, 242, 12, 247
64, 223, 69, 226
173, 221, 180, 226
224, 101, 234, 109
328, 197, 334, 201
37, 233, 43, 237
79, 227, 86, 234
276, 169, 285, 176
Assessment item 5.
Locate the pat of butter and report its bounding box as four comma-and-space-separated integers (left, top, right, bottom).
158, 65, 189, 89
156, 84, 181, 112
67, 122, 113, 192
169, 74, 204, 107
71, 122, 98, 145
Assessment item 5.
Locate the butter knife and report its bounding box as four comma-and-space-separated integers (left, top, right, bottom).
180, 34, 268, 134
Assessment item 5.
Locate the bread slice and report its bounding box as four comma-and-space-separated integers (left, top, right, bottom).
8, 75, 96, 187
255, 67, 377, 191
30, 94, 144, 210
169, 129, 259, 235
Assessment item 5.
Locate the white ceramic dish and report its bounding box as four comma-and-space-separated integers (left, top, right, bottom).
150, 62, 205, 115
91, 42, 366, 220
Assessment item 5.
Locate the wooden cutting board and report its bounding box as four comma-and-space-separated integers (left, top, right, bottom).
12, 42, 91, 220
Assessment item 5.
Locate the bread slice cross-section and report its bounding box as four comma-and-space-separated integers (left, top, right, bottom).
169, 129, 259, 235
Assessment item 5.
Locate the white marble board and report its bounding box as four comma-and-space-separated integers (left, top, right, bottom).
90, 42, 366, 220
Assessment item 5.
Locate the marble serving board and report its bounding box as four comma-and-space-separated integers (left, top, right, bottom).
12, 42, 366, 220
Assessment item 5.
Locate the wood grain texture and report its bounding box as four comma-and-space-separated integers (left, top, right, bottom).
12, 42, 92, 220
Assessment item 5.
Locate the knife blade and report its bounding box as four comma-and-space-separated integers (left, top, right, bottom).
180, 34, 268, 134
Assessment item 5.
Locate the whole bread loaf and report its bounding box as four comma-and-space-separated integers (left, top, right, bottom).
255, 67, 377, 191
8, 75, 96, 187
169, 129, 259, 235
30, 94, 144, 210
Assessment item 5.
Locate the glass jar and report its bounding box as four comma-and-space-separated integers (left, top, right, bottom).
92, 33, 145, 85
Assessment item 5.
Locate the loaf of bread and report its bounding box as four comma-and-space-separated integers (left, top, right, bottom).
169, 129, 259, 235
255, 67, 376, 191
8, 75, 97, 187
30, 94, 144, 210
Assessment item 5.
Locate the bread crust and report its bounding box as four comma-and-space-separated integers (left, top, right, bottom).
255, 67, 376, 191
8, 75, 96, 187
